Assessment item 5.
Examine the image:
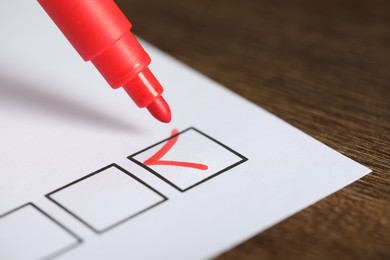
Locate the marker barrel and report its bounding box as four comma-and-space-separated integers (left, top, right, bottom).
38, 0, 163, 107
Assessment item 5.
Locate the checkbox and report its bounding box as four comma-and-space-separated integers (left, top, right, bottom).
129, 127, 248, 192
0, 203, 81, 260
46, 164, 167, 234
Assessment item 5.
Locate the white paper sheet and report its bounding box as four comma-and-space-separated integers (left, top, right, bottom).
0, 1, 371, 259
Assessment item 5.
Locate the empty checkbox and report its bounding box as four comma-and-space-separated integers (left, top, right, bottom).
46, 164, 167, 234
129, 127, 248, 192
0, 203, 81, 260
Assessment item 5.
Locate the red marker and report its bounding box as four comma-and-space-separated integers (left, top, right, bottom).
37, 0, 171, 123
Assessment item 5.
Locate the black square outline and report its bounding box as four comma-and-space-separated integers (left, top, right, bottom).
46, 163, 168, 234
0, 202, 82, 260
128, 127, 248, 192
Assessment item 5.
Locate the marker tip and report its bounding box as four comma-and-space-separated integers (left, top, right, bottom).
146, 96, 171, 123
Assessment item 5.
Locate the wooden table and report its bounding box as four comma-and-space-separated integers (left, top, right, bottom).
117, 0, 389, 258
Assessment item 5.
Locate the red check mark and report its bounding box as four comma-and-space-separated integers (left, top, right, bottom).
144, 129, 208, 170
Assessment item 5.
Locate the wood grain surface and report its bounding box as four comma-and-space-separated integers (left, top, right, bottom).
117, 0, 389, 258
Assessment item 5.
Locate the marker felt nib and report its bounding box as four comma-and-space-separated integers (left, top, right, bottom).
123, 68, 171, 123
146, 96, 172, 123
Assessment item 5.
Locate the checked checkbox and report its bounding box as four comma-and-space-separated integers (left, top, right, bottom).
129, 127, 248, 192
